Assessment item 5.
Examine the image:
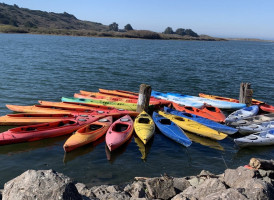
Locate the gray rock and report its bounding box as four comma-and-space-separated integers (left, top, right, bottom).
173, 178, 191, 193
145, 177, 176, 200
91, 185, 130, 200
182, 178, 227, 199
2, 169, 82, 200
75, 183, 98, 200
202, 188, 248, 200
124, 181, 146, 198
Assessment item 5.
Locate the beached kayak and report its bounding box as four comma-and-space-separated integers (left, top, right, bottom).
158, 111, 227, 140
237, 121, 274, 135
63, 116, 113, 152
151, 91, 204, 108
152, 112, 192, 147
199, 93, 264, 105
62, 97, 138, 111
225, 105, 259, 124
167, 92, 246, 110
234, 129, 274, 147
164, 107, 237, 135
105, 115, 134, 151
228, 113, 274, 127
134, 111, 155, 144
172, 102, 225, 122
0, 115, 100, 145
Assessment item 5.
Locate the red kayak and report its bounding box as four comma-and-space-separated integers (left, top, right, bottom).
0, 115, 100, 145
105, 115, 133, 151
260, 104, 274, 113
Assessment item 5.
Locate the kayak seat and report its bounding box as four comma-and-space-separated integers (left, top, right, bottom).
185, 107, 194, 111
159, 119, 171, 125
113, 124, 129, 132
206, 107, 216, 112
89, 124, 102, 131
138, 118, 150, 124
25, 127, 36, 131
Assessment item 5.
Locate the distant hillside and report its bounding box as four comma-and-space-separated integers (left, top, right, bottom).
0, 3, 226, 41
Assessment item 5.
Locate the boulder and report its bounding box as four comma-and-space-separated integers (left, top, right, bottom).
173, 178, 191, 193
145, 176, 176, 200
202, 188, 248, 200
91, 185, 130, 200
75, 183, 98, 200
124, 181, 146, 198
2, 169, 81, 200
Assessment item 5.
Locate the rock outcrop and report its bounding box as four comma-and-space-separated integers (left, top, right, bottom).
1, 159, 274, 200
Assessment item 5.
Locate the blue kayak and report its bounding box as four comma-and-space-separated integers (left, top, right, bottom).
225, 105, 259, 124
152, 112, 192, 147
151, 91, 204, 108
166, 92, 246, 110
164, 107, 237, 135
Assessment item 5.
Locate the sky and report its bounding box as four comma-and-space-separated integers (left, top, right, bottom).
1, 0, 274, 40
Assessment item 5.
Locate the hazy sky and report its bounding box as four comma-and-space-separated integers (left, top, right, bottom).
1, 0, 274, 39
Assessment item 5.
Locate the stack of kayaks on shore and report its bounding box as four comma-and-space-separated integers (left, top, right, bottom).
0, 88, 273, 159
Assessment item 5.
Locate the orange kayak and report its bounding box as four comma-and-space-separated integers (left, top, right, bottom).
0, 115, 100, 145
200, 104, 226, 123
172, 102, 225, 123
6, 104, 72, 114
260, 104, 274, 113
63, 116, 113, 152
99, 88, 139, 99
199, 93, 264, 105
0, 113, 76, 126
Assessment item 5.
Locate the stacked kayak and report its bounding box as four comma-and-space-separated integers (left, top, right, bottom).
152, 112, 192, 147
105, 115, 134, 151
172, 102, 225, 123
164, 107, 237, 135
166, 92, 246, 109
228, 113, 274, 127
225, 105, 259, 124
63, 116, 113, 152
234, 129, 274, 147
134, 111, 155, 144
237, 121, 274, 135
158, 111, 227, 140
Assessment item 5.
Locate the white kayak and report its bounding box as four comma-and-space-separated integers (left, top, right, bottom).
166, 92, 246, 110
234, 128, 274, 147
228, 113, 274, 127
225, 105, 259, 124
237, 120, 274, 135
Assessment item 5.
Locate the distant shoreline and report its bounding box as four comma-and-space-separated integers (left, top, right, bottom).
227, 38, 274, 42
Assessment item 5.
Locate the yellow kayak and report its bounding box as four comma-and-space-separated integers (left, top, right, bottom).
158, 111, 227, 140
134, 111, 155, 144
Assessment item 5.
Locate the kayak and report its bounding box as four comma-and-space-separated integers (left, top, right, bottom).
0, 115, 100, 145
167, 92, 246, 110
158, 111, 227, 140
0, 113, 76, 126
228, 113, 274, 127
199, 93, 264, 105
237, 121, 274, 135
172, 102, 225, 123
234, 128, 274, 147
199, 104, 226, 123
134, 111, 155, 144
260, 104, 274, 113
151, 91, 204, 108
62, 97, 138, 111
164, 107, 237, 135
99, 88, 139, 99
225, 105, 259, 124
63, 116, 113, 152
6, 104, 73, 114
105, 115, 134, 151
152, 112, 192, 147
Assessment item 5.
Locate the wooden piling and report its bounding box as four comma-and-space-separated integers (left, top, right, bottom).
239, 83, 253, 106
136, 84, 151, 113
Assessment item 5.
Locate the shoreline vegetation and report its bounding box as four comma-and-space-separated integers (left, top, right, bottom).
0, 3, 226, 41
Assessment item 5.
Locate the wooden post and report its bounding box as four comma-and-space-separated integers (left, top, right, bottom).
136, 84, 151, 113
239, 83, 253, 106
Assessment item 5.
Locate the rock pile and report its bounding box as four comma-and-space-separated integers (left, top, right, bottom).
1, 159, 274, 200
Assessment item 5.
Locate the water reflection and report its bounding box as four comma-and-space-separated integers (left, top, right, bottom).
134, 135, 154, 161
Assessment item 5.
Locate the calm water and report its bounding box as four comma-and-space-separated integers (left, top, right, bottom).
0, 33, 273, 187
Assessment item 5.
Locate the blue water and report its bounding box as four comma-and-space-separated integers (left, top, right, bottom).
0, 33, 273, 187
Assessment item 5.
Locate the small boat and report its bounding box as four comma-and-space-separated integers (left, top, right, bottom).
167, 92, 246, 110
228, 113, 274, 127
225, 105, 259, 124
6, 104, 72, 114
234, 129, 274, 147
158, 111, 227, 140
199, 93, 264, 105
62, 97, 138, 111
260, 104, 274, 113
164, 107, 237, 135
152, 112, 192, 147
134, 111, 155, 144
151, 91, 204, 108
237, 121, 274, 135
199, 104, 226, 123
63, 116, 113, 152
105, 115, 134, 151
0, 115, 100, 145
172, 102, 225, 122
